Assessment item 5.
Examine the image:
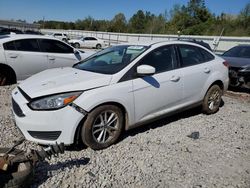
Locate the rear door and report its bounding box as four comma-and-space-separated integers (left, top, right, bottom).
39, 39, 81, 69
3, 39, 48, 80
176, 44, 215, 103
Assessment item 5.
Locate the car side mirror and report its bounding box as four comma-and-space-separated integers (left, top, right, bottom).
136, 65, 155, 77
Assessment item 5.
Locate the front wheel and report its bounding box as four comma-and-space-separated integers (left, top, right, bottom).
202, 85, 222, 114
81, 105, 124, 150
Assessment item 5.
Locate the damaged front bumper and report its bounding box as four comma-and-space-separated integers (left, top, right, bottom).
229, 66, 250, 87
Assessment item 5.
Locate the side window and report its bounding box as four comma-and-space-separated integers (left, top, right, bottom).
39, 39, 73, 53
139, 45, 175, 73
14, 39, 40, 52
89, 37, 97, 41
3, 41, 16, 50
84, 37, 90, 40
178, 45, 204, 67
199, 48, 215, 62
239, 47, 250, 58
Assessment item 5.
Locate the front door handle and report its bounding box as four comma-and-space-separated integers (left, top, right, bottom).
204, 67, 211, 73
170, 76, 180, 82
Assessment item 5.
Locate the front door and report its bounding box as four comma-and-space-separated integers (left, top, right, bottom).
132, 45, 183, 123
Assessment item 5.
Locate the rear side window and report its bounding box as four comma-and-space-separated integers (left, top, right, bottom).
178, 45, 205, 67
3, 41, 16, 50
14, 39, 40, 52
39, 39, 73, 53
200, 48, 215, 62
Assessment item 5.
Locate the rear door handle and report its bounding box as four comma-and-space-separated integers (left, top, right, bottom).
170, 76, 180, 82
9, 54, 18, 58
204, 67, 211, 73
48, 56, 55, 60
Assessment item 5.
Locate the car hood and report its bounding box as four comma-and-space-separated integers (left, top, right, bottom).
222, 56, 250, 68
19, 67, 112, 99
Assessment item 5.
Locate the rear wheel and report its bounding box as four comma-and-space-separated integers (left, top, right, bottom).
74, 43, 80, 48
0, 72, 7, 86
96, 44, 102, 49
81, 105, 124, 150
0, 69, 15, 86
202, 85, 222, 114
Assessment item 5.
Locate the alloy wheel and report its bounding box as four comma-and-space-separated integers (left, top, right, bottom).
92, 110, 119, 144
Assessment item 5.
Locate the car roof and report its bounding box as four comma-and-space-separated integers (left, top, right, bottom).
0, 34, 61, 43
237, 44, 250, 47
121, 40, 211, 50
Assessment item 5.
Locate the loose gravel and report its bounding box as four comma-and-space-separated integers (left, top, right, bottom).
0, 85, 250, 188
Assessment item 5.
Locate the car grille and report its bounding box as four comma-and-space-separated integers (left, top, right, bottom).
28, 131, 61, 141
12, 98, 25, 117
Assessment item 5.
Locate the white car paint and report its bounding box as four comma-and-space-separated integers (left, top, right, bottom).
69, 36, 106, 49
0, 34, 95, 81
12, 41, 229, 145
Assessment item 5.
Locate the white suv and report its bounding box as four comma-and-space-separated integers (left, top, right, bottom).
12, 41, 229, 150
0, 34, 94, 85
50, 33, 69, 42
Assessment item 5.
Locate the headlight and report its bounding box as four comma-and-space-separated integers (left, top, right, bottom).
29, 91, 82, 110
239, 66, 250, 72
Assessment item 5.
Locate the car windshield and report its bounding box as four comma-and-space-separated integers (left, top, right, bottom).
223, 46, 250, 58
73, 45, 148, 74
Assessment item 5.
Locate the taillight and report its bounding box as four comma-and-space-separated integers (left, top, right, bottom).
223, 61, 229, 68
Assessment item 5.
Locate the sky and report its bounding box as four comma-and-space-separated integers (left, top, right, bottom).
0, 0, 249, 23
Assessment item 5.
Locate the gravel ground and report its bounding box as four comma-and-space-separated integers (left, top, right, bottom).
0, 85, 250, 188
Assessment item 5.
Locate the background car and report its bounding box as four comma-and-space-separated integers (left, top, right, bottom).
49, 33, 70, 42
222, 45, 250, 88
69, 36, 106, 49
0, 34, 95, 86
12, 41, 229, 150
0, 27, 23, 35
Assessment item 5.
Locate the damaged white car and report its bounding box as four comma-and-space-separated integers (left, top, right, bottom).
12, 41, 229, 150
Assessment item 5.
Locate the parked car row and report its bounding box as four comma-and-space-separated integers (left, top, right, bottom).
0, 34, 95, 86
0, 27, 42, 35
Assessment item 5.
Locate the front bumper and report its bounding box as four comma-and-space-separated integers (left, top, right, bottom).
11, 87, 85, 145
229, 67, 250, 87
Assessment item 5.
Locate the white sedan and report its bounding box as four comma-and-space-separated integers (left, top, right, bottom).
12, 41, 229, 150
69, 36, 106, 49
0, 34, 95, 85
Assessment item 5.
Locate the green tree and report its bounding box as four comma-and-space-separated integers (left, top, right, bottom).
110, 13, 127, 32
128, 10, 146, 33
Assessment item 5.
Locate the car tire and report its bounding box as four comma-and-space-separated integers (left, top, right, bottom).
0, 69, 15, 86
0, 148, 34, 188
96, 44, 102, 49
81, 105, 124, 150
202, 85, 222, 114
74, 43, 80, 49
